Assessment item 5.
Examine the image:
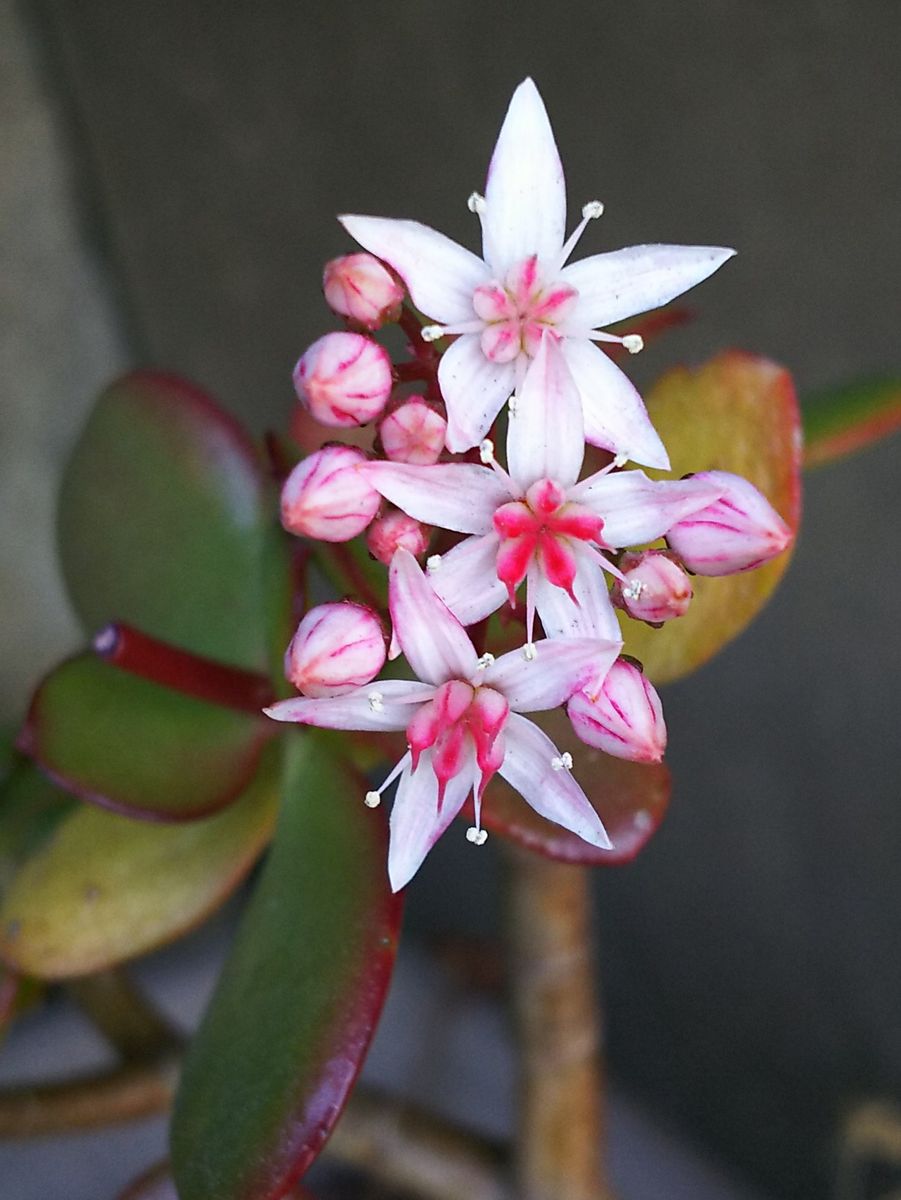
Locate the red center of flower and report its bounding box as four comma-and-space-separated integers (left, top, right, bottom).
492, 478, 604, 605
405, 681, 510, 806
473, 255, 578, 363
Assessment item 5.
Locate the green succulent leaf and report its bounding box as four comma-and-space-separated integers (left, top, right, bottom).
0, 746, 282, 979
802, 377, 901, 468
171, 734, 402, 1200
20, 653, 273, 820
58, 371, 272, 670
0, 758, 76, 891
621, 351, 802, 684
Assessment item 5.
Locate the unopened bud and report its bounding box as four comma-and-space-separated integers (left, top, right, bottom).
285, 601, 386, 698
379, 397, 447, 465
293, 332, 393, 428
613, 550, 692, 624
666, 470, 793, 576
281, 444, 380, 542
366, 510, 430, 565
567, 659, 666, 764
323, 253, 404, 330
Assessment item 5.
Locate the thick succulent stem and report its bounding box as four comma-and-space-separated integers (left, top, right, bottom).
505, 848, 614, 1200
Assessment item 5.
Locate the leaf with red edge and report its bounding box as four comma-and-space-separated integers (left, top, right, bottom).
465, 708, 670, 865
621, 351, 802, 684
117, 1163, 317, 1200
58, 371, 272, 670
171, 733, 402, 1200
0, 745, 281, 979
803, 377, 901, 468
19, 653, 273, 820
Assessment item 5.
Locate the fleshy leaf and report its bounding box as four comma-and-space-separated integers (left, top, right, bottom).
802, 377, 901, 468
466, 708, 670, 864
171, 734, 402, 1200
19, 653, 273, 820
0, 757, 76, 889
117, 1163, 316, 1200
621, 352, 801, 683
58, 371, 271, 670
0, 746, 281, 979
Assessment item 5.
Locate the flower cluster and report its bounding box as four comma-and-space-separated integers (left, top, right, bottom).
267, 79, 792, 890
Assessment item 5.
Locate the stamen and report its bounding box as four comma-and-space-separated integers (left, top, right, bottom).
466, 826, 488, 845
551, 752, 574, 771
364, 791, 381, 808
364, 752, 411, 809
476, 652, 496, 670
508, 395, 519, 417
426, 554, 442, 573
613, 452, 629, 468
522, 642, 537, 662
622, 334, 644, 355
585, 330, 643, 355
586, 544, 626, 582
467, 191, 487, 215
622, 579, 646, 601
556, 198, 605, 271
479, 438, 495, 464
421, 325, 445, 342
582, 200, 605, 220
367, 690, 384, 712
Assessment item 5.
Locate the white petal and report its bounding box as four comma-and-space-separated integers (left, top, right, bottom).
532, 548, 623, 645
363, 461, 510, 535
264, 679, 433, 732
430, 533, 509, 626
482, 78, 566, 273
569, 470, 724, 548
484, 637, 606, 713
562, 339, 670, 470
498, 714, 612, 849
438, 335, 515, 452
389, 549, 478, 684
388, 749, 474, 892
339, 215, 488, 324
562, 243, 736, 329
507, 335, 584, 490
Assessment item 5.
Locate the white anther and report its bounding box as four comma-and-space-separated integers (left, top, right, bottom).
426, 554, 442, 573
613, 452, 629, 469
582, 200, 605, 220
367, 690, 384, 712
421, 325, 444, 343
522, 642, 537, 662
466, 826, 489, 846
508, 395, 519, 416
364, 791, 381, 808
623, 334, 644, 355
476, 652, 496, 670
550, 752, 574, 771
623, 580, 646, 601
467, 191, 487, 214
479, 438, 495, 464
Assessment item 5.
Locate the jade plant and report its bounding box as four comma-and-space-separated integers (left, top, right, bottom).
1, 78, 899, 1200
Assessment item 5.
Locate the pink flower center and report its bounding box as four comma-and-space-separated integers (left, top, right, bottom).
473, 255, 578, 363
492, 478, 604, 604
406, 680, 509, 805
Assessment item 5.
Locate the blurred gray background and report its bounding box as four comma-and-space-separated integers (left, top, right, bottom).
2, 1, 900, 1197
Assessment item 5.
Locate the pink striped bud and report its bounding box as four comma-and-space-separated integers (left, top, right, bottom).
323, 253, 404, 330
293, 331, 392, 428
567, 659, 666, 763
285, 601, 386, 697
366, 510, 430, 565
281, 444, 380, 542
613, 550, 692, 625
666, 470, 792, 576
379, 397, 447, 465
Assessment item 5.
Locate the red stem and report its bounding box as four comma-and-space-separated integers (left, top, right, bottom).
93, 624, 274, 714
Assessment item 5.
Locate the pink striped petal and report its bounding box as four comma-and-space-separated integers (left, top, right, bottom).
438, 335, 516, 452
498, 714, 612, 849
562, 339, 670, 470
363, 461, 510, 535
388, 749, 475, 891
561, 243, 736, 329
338, 215, 488, 324
483, 78, 566, 274
507, 334, 584, 491
569, 470, 724, 548
484, 637, 604, 713
389, 549, 478, 684
264, 679, 434, 732
430, 533, 509, 626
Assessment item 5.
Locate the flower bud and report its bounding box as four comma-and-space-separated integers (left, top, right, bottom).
613, 550, 692, 624
323, 253, 404, 330
567, 659, 666, 763
293, 331, 393, 428
666, 470, 792, 576
366, 510, 430, 565
281, 444, 380, 542
285, 601, 386, 697
379, 397, 447, 465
